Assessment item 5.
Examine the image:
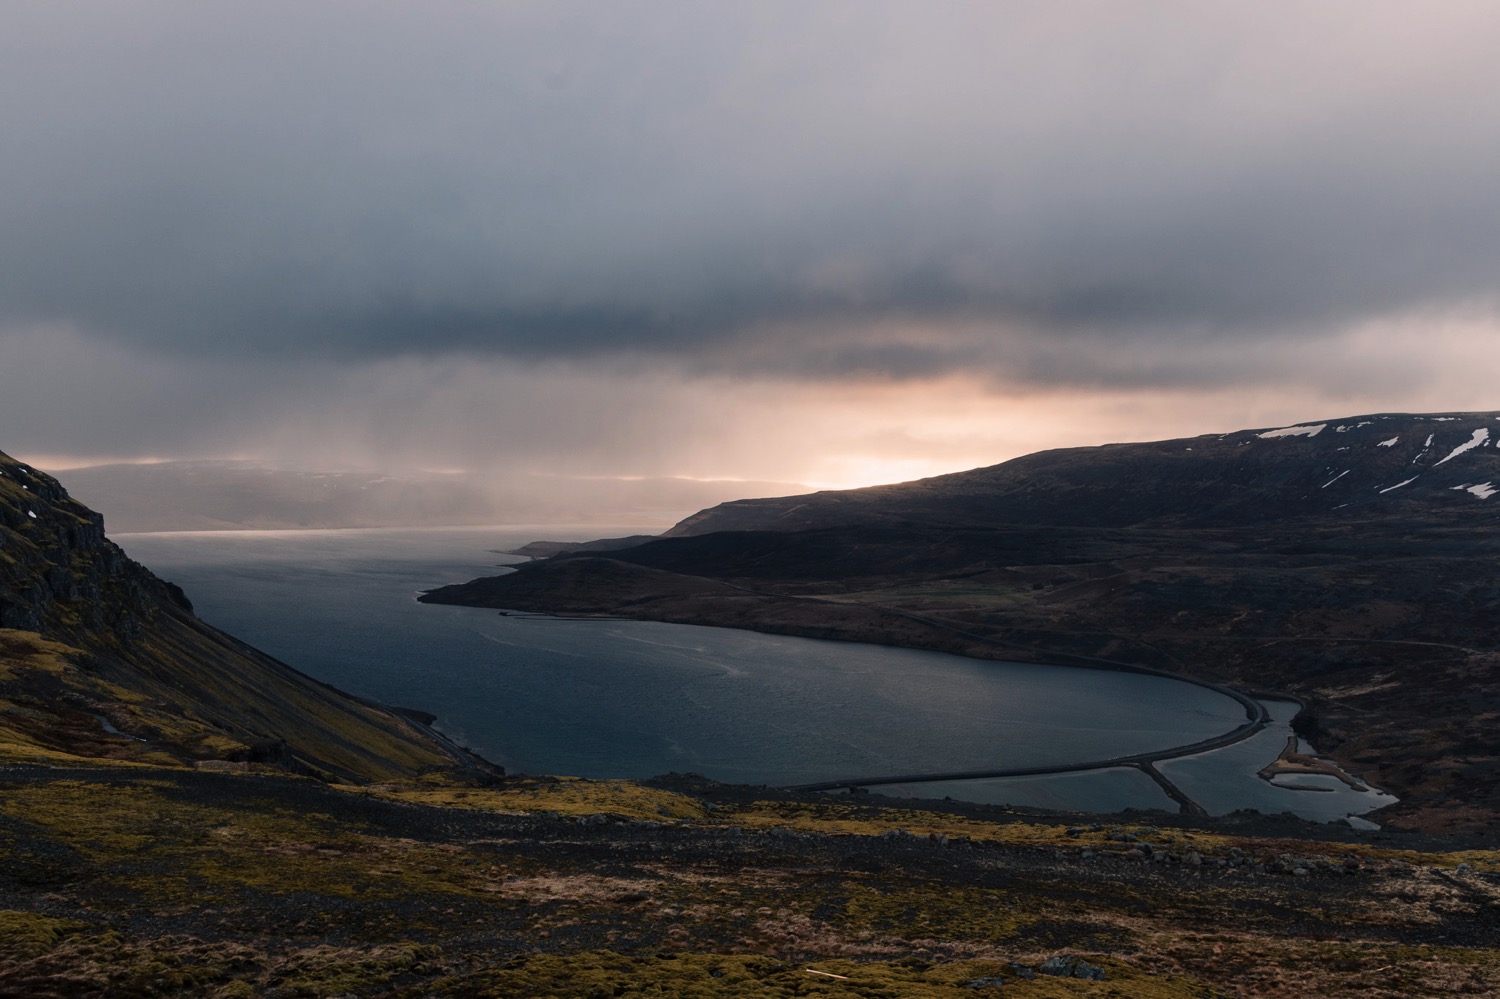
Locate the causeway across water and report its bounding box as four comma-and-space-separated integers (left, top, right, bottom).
784, 658, 1271, 817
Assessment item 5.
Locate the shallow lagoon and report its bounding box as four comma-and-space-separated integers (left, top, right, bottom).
860, 699, 1396, 823
1155, 699, 1397, 822
117, 527, 1392, 820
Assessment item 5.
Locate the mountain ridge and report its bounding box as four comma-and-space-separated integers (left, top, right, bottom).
665, 411, 1500, 534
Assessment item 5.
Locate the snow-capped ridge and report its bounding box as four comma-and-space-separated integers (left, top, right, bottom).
664, 409, 1500, 537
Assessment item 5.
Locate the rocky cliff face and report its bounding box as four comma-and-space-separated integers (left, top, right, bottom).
0, 455, 190, 637
0, 449, 484, 783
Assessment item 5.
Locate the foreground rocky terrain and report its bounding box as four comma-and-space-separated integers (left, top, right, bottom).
424, 413, 1500, 834
1, 762, 1497, 997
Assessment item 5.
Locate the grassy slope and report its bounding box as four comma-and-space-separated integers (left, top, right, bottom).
0, 626, 467, 782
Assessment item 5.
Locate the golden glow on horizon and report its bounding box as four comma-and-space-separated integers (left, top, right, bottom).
805, 456, 967, 491
16, 308, 1500, 502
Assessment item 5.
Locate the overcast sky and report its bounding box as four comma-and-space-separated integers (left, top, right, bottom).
4, 2, 1500, 496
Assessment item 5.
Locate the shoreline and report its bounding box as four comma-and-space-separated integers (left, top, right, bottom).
486, 606, 1393, 823
488, 604, 1289, 817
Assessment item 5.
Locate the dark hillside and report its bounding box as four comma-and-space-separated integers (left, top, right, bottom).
667, 412, 1500, 533
0, 450, 481, 782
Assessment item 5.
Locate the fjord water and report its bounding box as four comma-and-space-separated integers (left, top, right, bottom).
115, 527, 1248, 786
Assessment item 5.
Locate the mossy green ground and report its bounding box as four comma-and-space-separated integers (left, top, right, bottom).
2, 765, 1497, 996
347, 774, 710, 821
468, 790, 1498, 875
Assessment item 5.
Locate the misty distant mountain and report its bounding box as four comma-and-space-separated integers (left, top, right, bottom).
57, 461, 807, 532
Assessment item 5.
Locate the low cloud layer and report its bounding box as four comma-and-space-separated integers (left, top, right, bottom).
9, 316, 1500, 497
3, 3, 1499, 491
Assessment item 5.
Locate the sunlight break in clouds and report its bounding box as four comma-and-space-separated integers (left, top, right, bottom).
10, 305, 1500, 505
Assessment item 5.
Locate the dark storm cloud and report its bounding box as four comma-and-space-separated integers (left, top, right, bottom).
4, 2, 1500, 384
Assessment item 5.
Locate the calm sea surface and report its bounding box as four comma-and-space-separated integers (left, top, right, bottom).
115, 526, 1247, 787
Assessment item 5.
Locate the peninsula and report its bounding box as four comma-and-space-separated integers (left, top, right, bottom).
422, 411, 1500, 835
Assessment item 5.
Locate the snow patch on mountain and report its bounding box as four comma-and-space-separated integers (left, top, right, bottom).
1259, 424, 1327, 440
1434, 428, 1490, 466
